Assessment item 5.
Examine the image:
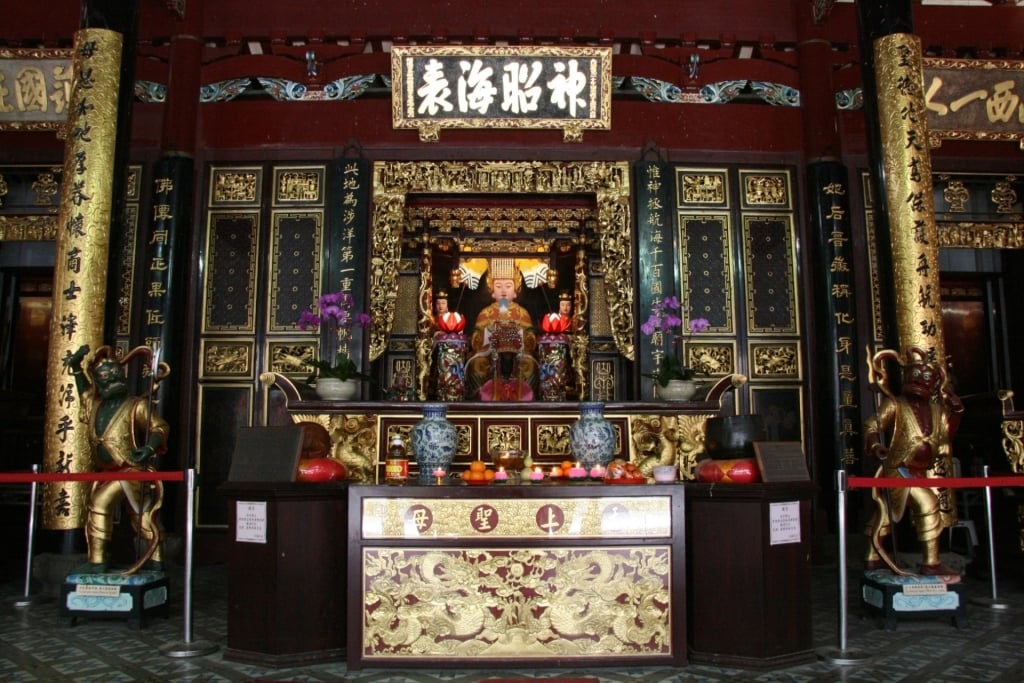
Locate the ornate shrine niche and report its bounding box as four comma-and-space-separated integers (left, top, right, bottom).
369, 161, 634, 401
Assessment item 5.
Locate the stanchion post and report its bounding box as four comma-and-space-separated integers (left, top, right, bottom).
160, 468, 219, 657
12, 464, 47, 609
970, 465, 1009, 610
818, 469, 870, 665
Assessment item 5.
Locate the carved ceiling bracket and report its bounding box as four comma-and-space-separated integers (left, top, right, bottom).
812, 0, 835, 24
163, 0, 185, 19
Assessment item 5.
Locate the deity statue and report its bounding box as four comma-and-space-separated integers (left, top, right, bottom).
465, 258, 539, 401
558, 290, 573, 321
434, 290, 450, 317
863, 346, 964, 576
68, 344, 170, 574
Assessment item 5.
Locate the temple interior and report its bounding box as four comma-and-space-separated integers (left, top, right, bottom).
2, 1, 1024, 680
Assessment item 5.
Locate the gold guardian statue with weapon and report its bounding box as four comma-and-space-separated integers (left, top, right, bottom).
863, 346, 964, 576
67, 343, 170, 574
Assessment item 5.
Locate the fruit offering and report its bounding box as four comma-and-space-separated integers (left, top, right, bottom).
604, 458, 643, 481
462, 459, 497, 484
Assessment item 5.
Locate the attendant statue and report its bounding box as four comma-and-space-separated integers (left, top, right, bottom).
68, 344, 170, 574
863, 346, 964, 576
434, 290, 450, 317
558, 290, 573, 322
465, 258, 539, 401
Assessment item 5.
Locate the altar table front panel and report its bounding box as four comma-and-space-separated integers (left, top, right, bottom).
346, 483, 686, 669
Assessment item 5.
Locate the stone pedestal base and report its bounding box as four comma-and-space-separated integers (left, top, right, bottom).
861, 569, 967, 631
60, 570, 169, 629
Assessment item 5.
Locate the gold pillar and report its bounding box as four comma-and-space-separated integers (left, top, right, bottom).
42, 28, 124, 530
873, 33, 945, 364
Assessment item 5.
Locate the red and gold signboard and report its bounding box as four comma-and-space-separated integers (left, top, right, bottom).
391, 45, 612, 142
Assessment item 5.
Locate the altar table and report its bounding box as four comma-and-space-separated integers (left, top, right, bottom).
346, 483, 687, 669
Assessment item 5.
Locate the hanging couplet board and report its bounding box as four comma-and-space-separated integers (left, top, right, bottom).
922, 58, 1024, 150
391, 45, 612, 143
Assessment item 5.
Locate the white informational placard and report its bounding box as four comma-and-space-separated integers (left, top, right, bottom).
769, 501, 801, 546
235, 500, 268, 544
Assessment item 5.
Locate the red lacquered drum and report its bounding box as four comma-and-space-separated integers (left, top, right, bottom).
695, 457, 761, 483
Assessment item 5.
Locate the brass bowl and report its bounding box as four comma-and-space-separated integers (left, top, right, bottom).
491, 448, 524, 472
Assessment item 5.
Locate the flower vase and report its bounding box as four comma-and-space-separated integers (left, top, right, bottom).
657, 379, 697, 401
569, 402, 617, 470
314, 377, 359, 401
411, 402, 457, 484
538, 334, 569, 402
434, 333, 466, 401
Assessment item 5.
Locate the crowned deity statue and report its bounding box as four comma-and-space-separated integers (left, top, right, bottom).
464, 258, 540, 401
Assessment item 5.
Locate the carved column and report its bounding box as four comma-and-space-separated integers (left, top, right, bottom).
42, 1, 139, 532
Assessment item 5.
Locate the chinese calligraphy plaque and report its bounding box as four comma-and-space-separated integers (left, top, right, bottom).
391, 45, 612, 142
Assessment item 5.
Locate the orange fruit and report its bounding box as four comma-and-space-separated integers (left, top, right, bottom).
464, 469, 483, 482
469, 460, 487, 473
561, 460, 573, 471
483, 469, 496, 481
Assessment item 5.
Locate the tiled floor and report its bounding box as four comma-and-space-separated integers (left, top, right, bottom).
2, 546, 1023, 683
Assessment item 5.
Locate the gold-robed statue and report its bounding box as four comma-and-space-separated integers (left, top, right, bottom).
68, 344, 170, 574
863, 346, 964, 576
464, 258, 540, 401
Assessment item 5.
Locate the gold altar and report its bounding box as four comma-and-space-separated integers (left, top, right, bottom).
346, 484, 686, 669
261, 372, 746, 483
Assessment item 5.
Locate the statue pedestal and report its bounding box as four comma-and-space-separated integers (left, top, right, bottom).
861, 569, 967, 631
60, 570, 169, 629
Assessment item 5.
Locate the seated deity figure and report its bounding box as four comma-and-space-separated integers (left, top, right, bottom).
465, 258, 539, 401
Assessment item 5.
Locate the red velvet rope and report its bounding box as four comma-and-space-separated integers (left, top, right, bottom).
0, 470, 185, 483
847, 475, 1023, 489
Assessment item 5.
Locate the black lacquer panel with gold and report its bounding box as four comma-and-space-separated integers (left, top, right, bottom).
268, 211, 322, 332
203, 211, 259, 333
742, 215, 798, 335
679, 214, 734, 333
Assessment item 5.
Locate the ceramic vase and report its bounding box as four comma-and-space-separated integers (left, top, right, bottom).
569, 401, 617, 470
411, 402, 457, 484
657, 379, 697, 401
314, 377, 359, 401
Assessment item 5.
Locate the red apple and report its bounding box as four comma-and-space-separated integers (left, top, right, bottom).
296, 457, 347, 482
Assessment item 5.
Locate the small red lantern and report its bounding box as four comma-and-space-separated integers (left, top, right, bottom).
541, 312, 570, 334
438, 311, 466, 332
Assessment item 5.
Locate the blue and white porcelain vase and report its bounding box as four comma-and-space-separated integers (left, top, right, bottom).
569, 401, 617, 470
411, 402, 457, 484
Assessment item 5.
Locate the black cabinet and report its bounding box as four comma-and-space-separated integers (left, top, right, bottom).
685, 481, 816, 668
220, 482, 348, 666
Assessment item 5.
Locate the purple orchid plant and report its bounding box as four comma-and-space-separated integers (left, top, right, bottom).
298, 290, 373, 382
640, 295, 710, 385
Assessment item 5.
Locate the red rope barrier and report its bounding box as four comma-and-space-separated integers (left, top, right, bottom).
847, 474, 1023, 489
0, 470, 186, 484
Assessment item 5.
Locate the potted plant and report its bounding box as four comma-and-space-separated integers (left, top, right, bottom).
297, 290, 373, 399
640, 295, 710, 400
